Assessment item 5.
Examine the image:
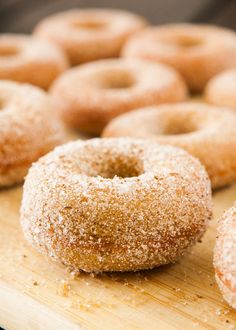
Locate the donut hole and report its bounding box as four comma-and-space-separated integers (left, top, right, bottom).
0, 99, 6, 110
100, 163, 141, 179
174, 36, 202, 48
160, 35, 203, 49
154, 113, 199, 136
163, 124, 196, 135
80, 151, 144, 179
72, 20, 107, 30
95, 158, 143, 179
0, 45, 20, 57
99, 70, 135, 90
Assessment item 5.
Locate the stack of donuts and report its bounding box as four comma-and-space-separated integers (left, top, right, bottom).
1, 7, 236, 309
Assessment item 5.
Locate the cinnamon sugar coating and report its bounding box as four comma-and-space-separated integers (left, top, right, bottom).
34, 8, 148, 65
205, 69, 236, 110
103, 102, 236, 189
20, 138, 212, 272
214, 204, 236, 309
50, 58, 187, 134
0, 34, 68, 89
122, 24, 236, 92
0, 81, 66, 186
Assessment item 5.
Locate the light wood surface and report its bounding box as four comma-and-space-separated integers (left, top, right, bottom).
0, 181, 236, 329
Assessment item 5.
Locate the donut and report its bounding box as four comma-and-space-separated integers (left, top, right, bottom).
214, 204, 236, 309
122, 24, 236, 92
50, 58, 187, 134
102, 102, 236, 189
34, 8, 148, 65
205, 69, 236, 110
0, 80, 66, 187
20, 138, 212, 273
0, 34, 68, 89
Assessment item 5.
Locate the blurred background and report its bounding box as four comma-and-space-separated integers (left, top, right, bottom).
0, 0, 235, 33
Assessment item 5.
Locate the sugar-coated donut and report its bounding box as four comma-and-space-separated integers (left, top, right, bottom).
214, 204, 236, 309
122, 24, 236, 92
102, 102, 236, 189
34, 8, 148, 65
0, 34, 68, 89
20, 138, 212, 273
50, 58, 187, 134
205, 69, 236, 110
0, 81, 66, 187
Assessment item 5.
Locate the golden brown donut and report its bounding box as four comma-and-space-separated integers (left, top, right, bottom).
50, 58, 187, 134
205, 69, 236, 110
0, 80, 66, 187
122, 24, 236, 92
0, 34, 68, 89
102, 102, 236, 189
20, 138, 212, 273
214, 203, 236, 309
34, 8, 148, 65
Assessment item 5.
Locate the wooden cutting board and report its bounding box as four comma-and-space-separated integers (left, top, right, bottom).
1, 182, 236, 330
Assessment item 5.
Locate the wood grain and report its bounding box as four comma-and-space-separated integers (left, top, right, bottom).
0, 182, 236, 329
